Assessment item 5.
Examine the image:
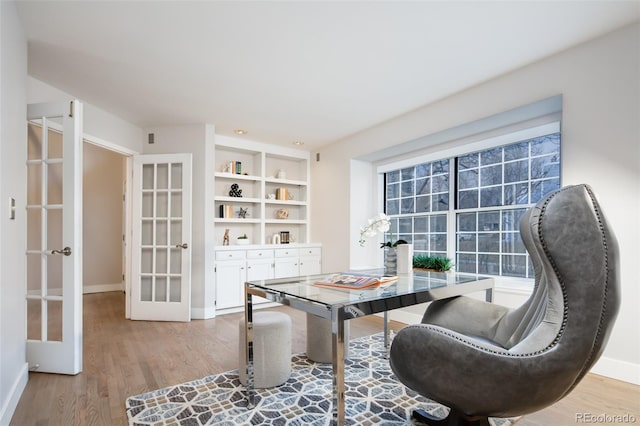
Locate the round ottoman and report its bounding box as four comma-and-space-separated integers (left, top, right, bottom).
238, 311, 292, 388
306, 313, 350, 363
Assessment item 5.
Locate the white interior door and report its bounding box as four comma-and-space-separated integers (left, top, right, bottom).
26, 100, 83, 375
131, 154, 192, 321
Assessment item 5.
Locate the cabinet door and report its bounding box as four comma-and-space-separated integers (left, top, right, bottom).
299, 256, 321, 276
247, 258, 274, 281
274, 258, 299, 279
215, 260, 246, 309
247, 259, 274, 304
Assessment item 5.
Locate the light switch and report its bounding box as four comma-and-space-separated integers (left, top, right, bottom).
8, 197, 15, 220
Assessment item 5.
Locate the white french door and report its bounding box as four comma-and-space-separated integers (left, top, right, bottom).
131, 154, 192, 321
26, 101, 83, 375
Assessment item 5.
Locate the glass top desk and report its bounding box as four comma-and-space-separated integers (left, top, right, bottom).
243, 270, 494, 426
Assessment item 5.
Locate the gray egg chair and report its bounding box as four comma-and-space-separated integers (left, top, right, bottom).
389, 184, 620, 426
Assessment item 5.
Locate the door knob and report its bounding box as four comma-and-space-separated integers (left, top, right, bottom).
176, 243, 188, 249
51, 247, 72, 256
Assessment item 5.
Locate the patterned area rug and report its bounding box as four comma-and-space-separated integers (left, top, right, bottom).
126, 333, 517, 425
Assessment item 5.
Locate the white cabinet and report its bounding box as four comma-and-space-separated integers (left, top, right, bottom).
246, 249, 274, 304
215, 258, 245, 310
274, 248, 299, 279
246, 249, 275, 281
246, 259, 274, 281
274, 258, 299, 279
299, 247, 322, 276
214, 244, 321, 313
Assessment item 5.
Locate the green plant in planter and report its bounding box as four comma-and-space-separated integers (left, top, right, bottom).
413, 255, 454, 272
238, 234, 248, 239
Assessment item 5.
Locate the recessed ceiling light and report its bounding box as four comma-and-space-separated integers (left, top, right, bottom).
293, 140, 304, 146
234, 129, 248, 135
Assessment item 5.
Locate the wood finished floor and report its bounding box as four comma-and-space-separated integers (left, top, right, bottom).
11, 291, 639, 425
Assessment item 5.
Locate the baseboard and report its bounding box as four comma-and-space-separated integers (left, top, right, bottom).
83, 283, 123, 294
0, 362, 28, 426
191, 305, 217, 320
591, 355, 640, 385
385, 310, 421, 325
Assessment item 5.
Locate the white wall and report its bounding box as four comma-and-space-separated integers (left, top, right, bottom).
27, 77, 143, 155
349, 159, 381, 269
0, 2, 29, 423
142, 124, 216, 319
312, 23, 640, 384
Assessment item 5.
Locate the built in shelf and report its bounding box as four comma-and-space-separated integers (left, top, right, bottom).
215, 172, 262, 182
264, 219, 307, 225
265, 200, 307, 206
264, 177, 307, 186
215, 196, 262, 203
214, 137, 310, 245
214, 218, 261, 224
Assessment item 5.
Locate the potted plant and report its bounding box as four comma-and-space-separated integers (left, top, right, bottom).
359, 213, 408, 247
358, 213, 408, 271
413, 255, 454, 272
237, 234, 250, 245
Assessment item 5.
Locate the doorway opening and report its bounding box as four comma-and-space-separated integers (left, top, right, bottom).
83, 142, 127, 296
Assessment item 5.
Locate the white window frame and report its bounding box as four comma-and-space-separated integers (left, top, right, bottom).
376, 122, 561, 284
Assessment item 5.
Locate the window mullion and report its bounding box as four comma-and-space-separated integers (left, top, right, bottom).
447, 158, 456, 264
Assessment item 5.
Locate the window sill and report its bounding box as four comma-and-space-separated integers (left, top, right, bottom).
493, 276, 534, 296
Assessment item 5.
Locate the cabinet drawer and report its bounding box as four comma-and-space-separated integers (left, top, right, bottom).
215, 250, 246, 260
299, 247, 321, 257
247, 249, 273, 259
274, 248, 299, 258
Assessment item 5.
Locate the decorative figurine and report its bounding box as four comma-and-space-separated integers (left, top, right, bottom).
229, 183, 243, 197
238, 207, 249, 219
223, 228, 230, 246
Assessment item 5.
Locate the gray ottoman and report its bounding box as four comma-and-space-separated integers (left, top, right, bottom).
306, 313, 350, 363
238, 311, 292, 388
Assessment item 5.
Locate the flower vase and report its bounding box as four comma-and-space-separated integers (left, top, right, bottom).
397, 244, 413, 274
385, 247, 397, 273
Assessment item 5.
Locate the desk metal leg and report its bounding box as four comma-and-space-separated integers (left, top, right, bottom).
331, 308, 346, 426
383, 311, 390, 359
485, 287, 493, 303
244, 288, 255, 409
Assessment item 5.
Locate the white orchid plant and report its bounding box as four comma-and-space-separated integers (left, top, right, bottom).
359, 213, 406, 248
358, 213, 390, 246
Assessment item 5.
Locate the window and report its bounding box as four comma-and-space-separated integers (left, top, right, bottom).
384, 159, 450, 257
383, 130, 560, 279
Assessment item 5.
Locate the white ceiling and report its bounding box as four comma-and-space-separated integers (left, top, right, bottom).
16, 1, 640, 150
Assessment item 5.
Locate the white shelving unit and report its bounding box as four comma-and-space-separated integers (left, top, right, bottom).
213, 137, 311, 246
